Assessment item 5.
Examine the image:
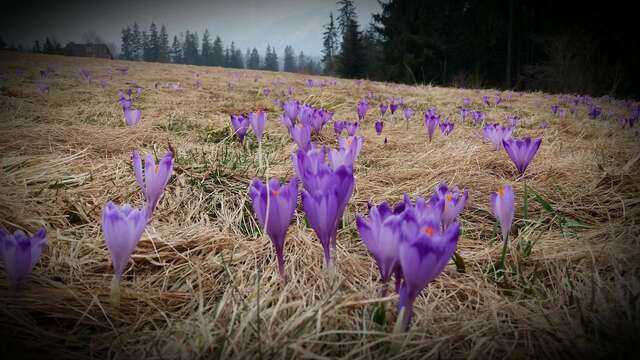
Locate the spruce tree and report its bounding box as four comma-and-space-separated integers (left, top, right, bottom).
211, 36, 224, 66
32, 40, 42, 53
336, 2, 366, 78
336, 0, 357, 35
120, 26, 133, 60
142, 31, 151, 61
322, 12, 339, 74
248, 48, 260, 69
170, 35, 182, 63
158, 24, 170, 62
283, 45, 297, 72
132, 23, 142, 60
264, 45, 279, 71
148, 22, 160, 62
43, 37, 54, 54
201, 29, 212, 65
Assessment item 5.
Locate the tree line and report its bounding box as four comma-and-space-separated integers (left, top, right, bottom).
321, 0, 639, 98
119, 23, 322, 74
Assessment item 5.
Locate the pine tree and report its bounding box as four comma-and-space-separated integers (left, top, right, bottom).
223, 46, 231, 67
182, 31, 199, 65
148, 22, 160, 62
201, 29, 212, 65
336, 2, 366, 78
170, 35, 183, 63
32, 40, 42, 53
336, 0, 357, 35
298, 51, 306, 73
283, 45, 297, 72
43, 37, 54, 54
120, 26, 133, 60
132, 23, 142, 60
211, 36, 224, 67
264, 45, 279, 71
322, 12, 339, 74
245, 48, 251, 67
231, 43, 244, 68
248, 48, 260, 69
142, 31, 151, 61
158, 24, 170, 62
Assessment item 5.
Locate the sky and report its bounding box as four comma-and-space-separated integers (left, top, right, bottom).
0, 0, 382, 57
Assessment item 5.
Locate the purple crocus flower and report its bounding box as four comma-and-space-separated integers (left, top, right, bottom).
36, 80, 49, 95
117, 67, 129, 76
333, 120, 347, 136
79, 69, 92, 83
0, 227, 47, 289
551, 104, 559, 115
294, 146, 356, 264
100, 79, 108, 89
102, 202, 148, 280
389, 101, 399, 114
424, 108, 440, 142
124, 109, 142, 127
287, 86, 295, 96
502, 137, 542, 175
430, 183, 468, 230
396, 195, 460, 329
356, 202, 402, 290
357, 99, 369, 120
283, 100, 300, 121
379, 103, 388, 116
472, 111, 484, 124
132, 150, 174, 214
460, 108, 469, 122
345, 121, 359, 136
508, 115, 520, 127
118, 93, 132, 110
300, 165, 354, 268
439, 122, 454, 136
463, 97, 470, 106
483, 123, 513, 150
495, 95, 502, 105
490, 185, 515, 243
249, 111, 267, 142
375, 120, 384, 135
483, 95, 490, 106
588, 104, 601, 119
262, 88, 271, 97
404, 107, 414, 122
230, 114, 250, 143
249, 177, 298, 277
290, 124, 312, 152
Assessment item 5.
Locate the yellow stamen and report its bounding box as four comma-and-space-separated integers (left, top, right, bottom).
154, 164, 160, 174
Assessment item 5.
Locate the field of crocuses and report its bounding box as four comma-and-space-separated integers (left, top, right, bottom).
1, 51, 639, 359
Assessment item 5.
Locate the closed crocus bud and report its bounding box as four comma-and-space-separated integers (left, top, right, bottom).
249, 111, 267, 142
102, 202, 148, 280
356, 202, 402, 291
290, 124, 312, 152
490, 185, 515, 244
424, 108, 440, 142
345, 122, 359, 136
439, 122, 454, 136
249, 177, 298, 278
403, 107, 414, 121
379, 103, 388, 116
375, 120, 384, 135
0, 227, 47, 290
132, 150, 174, 215
483, 124, 513, 150
124, 109, 141, 126
357, 99, 369, 120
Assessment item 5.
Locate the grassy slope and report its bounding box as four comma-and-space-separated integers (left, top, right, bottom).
1, 51, 639, 359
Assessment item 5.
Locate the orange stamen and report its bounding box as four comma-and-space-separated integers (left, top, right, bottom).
271, 190, 280, 196
421, 226, 434, 236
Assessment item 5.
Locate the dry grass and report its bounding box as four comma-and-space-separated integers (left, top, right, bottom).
1, 50, 639, 359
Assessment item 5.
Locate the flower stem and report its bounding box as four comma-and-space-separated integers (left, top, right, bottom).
498, 233, 510, 274
110, 275, 121, 310
258, 140, 263, 170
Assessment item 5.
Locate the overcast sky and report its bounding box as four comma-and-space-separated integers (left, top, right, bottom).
0, 0, 382, 57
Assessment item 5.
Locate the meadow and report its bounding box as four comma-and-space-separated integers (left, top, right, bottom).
0, 50, 639, 359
